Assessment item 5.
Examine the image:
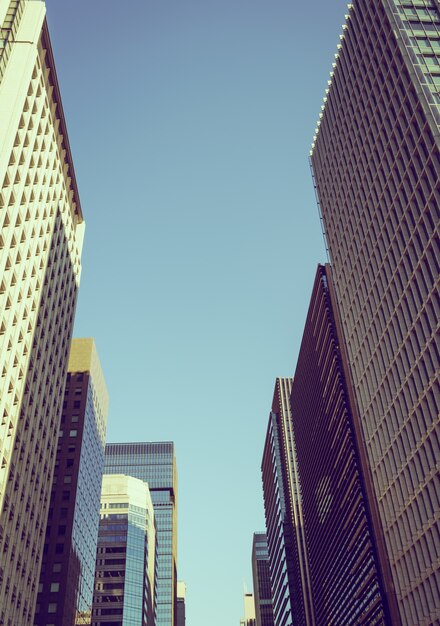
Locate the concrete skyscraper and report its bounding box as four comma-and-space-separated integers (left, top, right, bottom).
34, 339, 108, 626
251, 533, 274, 626
91, 474, 156, 626
310, 2, 439, 624
104, 442, 178, 626
0, 1, 84, 623
261, 379, 313, 626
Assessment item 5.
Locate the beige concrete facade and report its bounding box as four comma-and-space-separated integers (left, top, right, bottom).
0, 0, 84, 623
311, 1, 439, 624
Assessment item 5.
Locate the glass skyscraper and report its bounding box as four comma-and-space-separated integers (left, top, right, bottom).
91, 474, 156, 626
105, 442, 178, 626
310, 1, 439, 623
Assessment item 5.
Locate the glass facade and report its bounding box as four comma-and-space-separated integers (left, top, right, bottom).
104, 443, 177, 626
92, 475, 156, 626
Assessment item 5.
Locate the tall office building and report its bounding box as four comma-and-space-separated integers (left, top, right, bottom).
34, 339, 108, 626
251, 533, 274, 626
310, 2, 439, 624
291, 265, 390, 624
261, 378, 313, 626
105, 442, 178, 626
0, 1, 84, 623
91, 474, 156, 626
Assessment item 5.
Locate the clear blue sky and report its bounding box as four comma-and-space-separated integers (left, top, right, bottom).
45, 1, 348, 623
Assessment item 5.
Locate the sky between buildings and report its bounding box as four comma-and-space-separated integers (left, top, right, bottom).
45, 1, 350, 623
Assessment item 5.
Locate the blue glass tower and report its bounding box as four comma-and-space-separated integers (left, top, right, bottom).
104, 443, 178, 626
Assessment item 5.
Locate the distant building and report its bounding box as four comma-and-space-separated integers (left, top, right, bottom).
310, 1, 440, 622
35, 339, 108, 626
176, 581, 186, 626
251, 533, 274, 626
240, 592, 256, 626
91, 474, 156, 626
105, 442, 178, 626
291, 265, 390, 624
261, 379, 313, 626
0, 0, 85, 622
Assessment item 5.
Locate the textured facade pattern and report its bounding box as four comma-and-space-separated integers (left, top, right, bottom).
92, 474, 156, 626
34, 339, 108, 626
291, 265, 389, 625
310, 1, 440, 624
105, 443, 177, 626
251, 533, 274, 626
261, 379, 312, 626
0, 1, 84, 623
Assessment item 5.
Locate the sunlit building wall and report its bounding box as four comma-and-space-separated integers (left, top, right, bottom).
0, 1, 84, 622
310, 1, 440, 623
104, 442, 178, 626
34, 339, 108, 626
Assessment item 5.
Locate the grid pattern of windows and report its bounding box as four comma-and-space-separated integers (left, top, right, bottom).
291, 266, 389, 625
105, 443, 177, 626
261, 380, 312, 626
0, 3, 83, 624
251, 533, 275, 626
310, 1, 440, 624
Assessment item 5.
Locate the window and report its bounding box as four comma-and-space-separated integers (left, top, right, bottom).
52, 563, 61, 573
69, 430, 77, 437
50, 583, 59, 592
48, 602, 57, 613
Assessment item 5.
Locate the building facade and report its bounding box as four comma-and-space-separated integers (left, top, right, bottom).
91, 474, 156, 626
291, 265, 390, 625
176, 581, 186, 626
104, 442, 178, 626
34, 339, 108, 626
251, 533, 274, 626
0, 1, 84, 623
261, 379, 313, 626
240, 592, 256, 626
310, 1, 439, 624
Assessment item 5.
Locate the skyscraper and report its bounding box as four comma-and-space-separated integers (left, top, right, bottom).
290, 265, 390, 624
105, 442, 178, 626
251, 533, 274, 626
261, 379, 313, 626
310, 2, 439, 624
91, 474, 156, 626
0, 1, 84, 623
34, 338, 108, 626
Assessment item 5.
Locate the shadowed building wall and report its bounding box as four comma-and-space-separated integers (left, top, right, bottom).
34, 339, 108, 626
290, 265, 390, 625
261, 379, 313, 626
